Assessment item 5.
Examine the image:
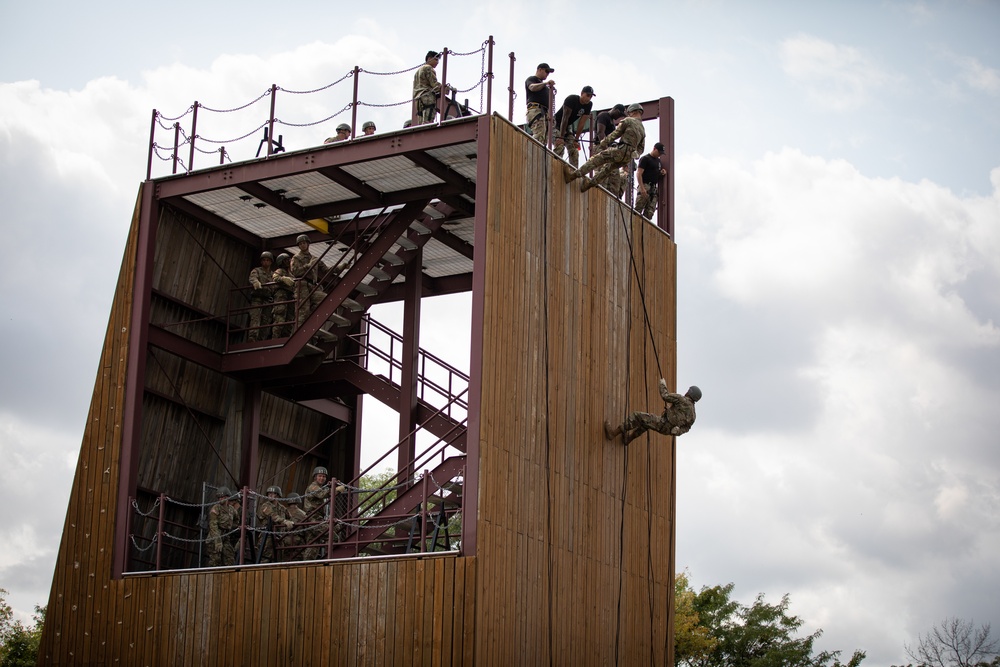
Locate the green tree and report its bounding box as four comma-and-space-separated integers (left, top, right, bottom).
0, 589, 45, 667
675, 572, 718, 665
676, 576, 865, 667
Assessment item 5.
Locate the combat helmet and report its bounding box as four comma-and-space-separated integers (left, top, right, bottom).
260, 251, 274, 262
686, 386, 702, 402
265, 485, 282, 496
312, 466, 328, 478
362, 121, 376, 131
336, 123, 351, 133
217, 486, 231, 497
287, 492, 302, 505
276, 253, 290, 268
627, 102, 643, 114
296, 234, 310, 245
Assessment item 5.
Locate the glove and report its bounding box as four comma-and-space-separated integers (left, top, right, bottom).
335, 484, 347, 493
284, 520, 294, 529
252, 280, 262, 290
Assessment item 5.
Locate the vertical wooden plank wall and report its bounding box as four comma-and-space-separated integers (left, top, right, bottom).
39, 187, 477, 666
473, 118, 677, 665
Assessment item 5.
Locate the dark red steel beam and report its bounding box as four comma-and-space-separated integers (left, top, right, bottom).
236, 182, 308, 222
222, 201, 428, 372
431, 228, 475, 261
404, 150, 477, 199
302, 183, 465, 220
115, 184, 159, 578
147, 325, 224, 372
152, 118, 480, 200
162, 197, 261, 248
317, 166, 384, 204
371, 272, 473, 304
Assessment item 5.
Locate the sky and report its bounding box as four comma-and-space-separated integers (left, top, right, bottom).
1, 1, 999, 664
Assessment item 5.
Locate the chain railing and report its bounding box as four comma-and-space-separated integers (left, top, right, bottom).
146, 36, 499, 179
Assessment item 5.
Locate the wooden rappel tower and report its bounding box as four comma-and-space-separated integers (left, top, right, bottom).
40, 39, 681, 665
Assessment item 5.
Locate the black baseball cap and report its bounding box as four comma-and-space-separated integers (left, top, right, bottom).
581, 85, 595, 95
653, 142, 665, 152
537, 63, 555, 72
425, 50, 441, 61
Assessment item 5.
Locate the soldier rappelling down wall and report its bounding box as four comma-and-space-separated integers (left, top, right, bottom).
605, 379, 701, 445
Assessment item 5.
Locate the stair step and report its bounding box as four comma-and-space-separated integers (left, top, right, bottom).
315, 328, 338, 342
382, 252, 404, 267
341, 297, 363, 312
329, 313, 352, 328
298, 343, 325, 357
369, 267, 391, 282
409, 221, 432, 235
355, 282, 378, 296
396, 236, 418, 251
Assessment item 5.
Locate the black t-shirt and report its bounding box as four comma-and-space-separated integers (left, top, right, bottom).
525, 76, 551, 107
553, 94, 594, 133
637, 154, 663, 186
595, 111, 616, 140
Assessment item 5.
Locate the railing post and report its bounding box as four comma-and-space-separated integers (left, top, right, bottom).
155, 493, 166, 571
438, 48, 450, 124
146, 109, 157, 180
485, 36, 494, 116
219, 147, 226, 165
546, 85, 556, 149
419, 472, 429, 552
123, 495, 135, 572
187, 101, 199, 173
267, 84, 277, 156
351, 66, 360, 139
238, 487, 249, 565
507, 52, 516, 122
171, 123, 180, 174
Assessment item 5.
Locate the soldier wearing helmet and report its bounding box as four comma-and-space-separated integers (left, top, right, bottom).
564, 102, 645, 193
323, 123, 352, 144
604, 379, 701, 445
256, 486, 294, 563
362, 121, 376, 136
289, 235, 331, 327
247, 251, 275, 342
281, 492, 308, 560
270, 252, 296, 338
301, 466, 347, 560
207, 486, 241, 567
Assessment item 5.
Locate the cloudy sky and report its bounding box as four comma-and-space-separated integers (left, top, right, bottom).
2, 1, 998, 664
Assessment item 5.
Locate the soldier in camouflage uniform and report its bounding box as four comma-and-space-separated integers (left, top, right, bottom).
207, 487, 240, 567
323, 123, 351, 144
301, 466, 347, 560
524, 63, 556, 143
247, 251, 274, 342
290, 234, 330, 327
413, 51, 451, 125
604, 380, 701, 445
270, 253, 296, 338
256, 486, 294, 563
282, 493, 308, 561
564, 102, 646, 192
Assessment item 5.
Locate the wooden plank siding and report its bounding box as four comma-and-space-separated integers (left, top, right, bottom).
472, 118, 677, 665
41, 115, 675, 665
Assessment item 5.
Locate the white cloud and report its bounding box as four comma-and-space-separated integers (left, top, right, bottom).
779, 35, 893, 111
677, 146, 1000, 665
